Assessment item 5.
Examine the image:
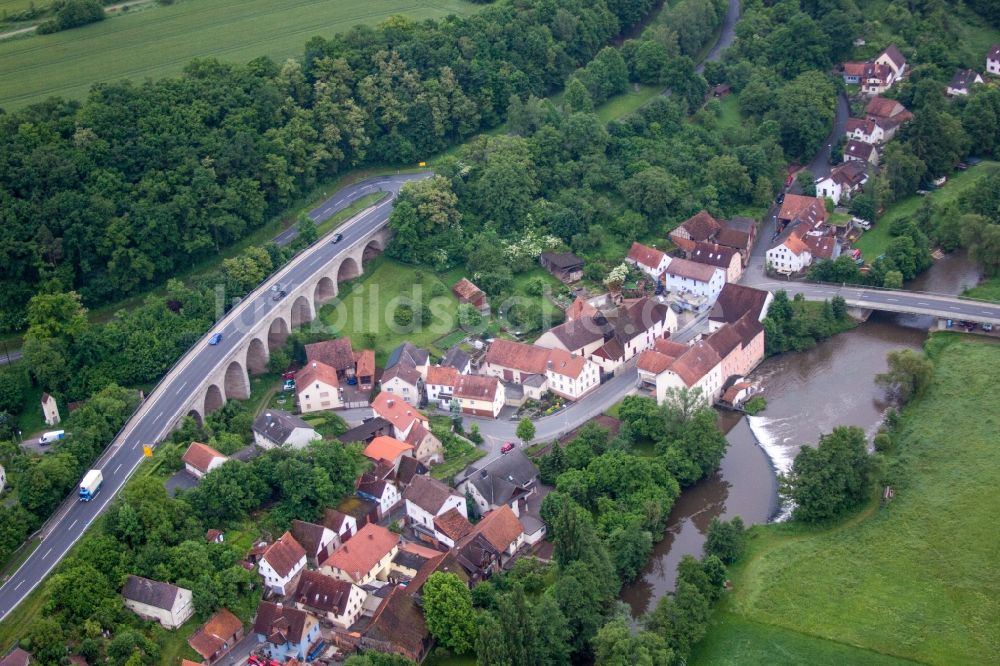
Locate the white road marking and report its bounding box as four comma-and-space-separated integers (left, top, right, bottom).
69, 519, 77, 530
114, 463, 123, 474
155, 410, 163, 420
886, 298, 899, 302
175, 381, 188, 395
917, 301, 929, 306
42, 548, 52, 560
131, 441, 139, 449
14, 581, 22, 591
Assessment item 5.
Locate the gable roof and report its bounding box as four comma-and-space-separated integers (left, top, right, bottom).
395, 455, 428, 486
705, 322, 742, 358
485, 339, 550, 375
305, 338, 355, 371
844, 139, 875, 161
322, 508, 354, 532
426, 366, 459, 387
252, 410, 315, 445
323, 523, 399, 581
668, 340, 722, 387
462, 449, 537, 508
355, 349, 375, 378
802, 231, 837, 259
542, 317, 606, 352
364, 435, 414, 463
778, 194, 828, 225
294, 570, 356, 615
637, 349, 674, 374
362, 584, 430, 660
710, 283, 770, 324
386, 341, 429, 370
182, 441, 227, 474
381, 360, 422, 388
566, 296, 598, 322
473, 505, 524, 552
716, 227, 751, 252
453, 374, 500, 401
404, 422, 434, 449
545, 348, 588, 379
689, 242, 737, 269
865, 96, 905, 119
781, 231, 810, 256
290, 520, 333, 559
337, 417, 392, 444
665, 257, 720, 283
452, 278, 485, 302
540, 251, 584, 269
441, 346, 471, 371
371, 392, 428, 432
188, 608, 243, 660
732, 312, 765, 346
295, 360, 340, 391
949, 69, 982, 90
627, 242, 667, 270
253, 601, 314, 645
825, 160, 868, 187
262, 531, 306, 578
123, 575, 183, 610
404, 474, 460, 514
842, 61, 866, 77
846, 117, 875, 136
880, 44, 905, 70
434, 507, 474, 542
676, 210, 722, 241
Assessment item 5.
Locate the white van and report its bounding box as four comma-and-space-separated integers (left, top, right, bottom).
39, 430, 65, 445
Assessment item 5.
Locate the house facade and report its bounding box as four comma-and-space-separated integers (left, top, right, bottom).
688, 242, 742, 283
845, 117, 884, 145
545, 348, 600, 400
357, 478, 401, 520
453, 374, 505, 418
626, 242, 671, 280
766, 232, 812, 275
947, 69, 984, 96
815, 161, 868, 205
425, 366, 459, 408
294, 570, 367, 629
258, 532, 307, 596
662, 257, 726, 301
404, 475, 468, 546
296, 360, 343, 413
182, 441, 228, 479
252, 410, 320, 450
989, 44, 1000, 76
483, 339, 551, 384
290, 519, 339, 567
321, 523, 400, 585
253, 602, 321, 663
122, 576, 194, 630
187, 608, 244, 665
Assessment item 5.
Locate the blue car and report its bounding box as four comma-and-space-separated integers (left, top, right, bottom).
209, 333, 223, 345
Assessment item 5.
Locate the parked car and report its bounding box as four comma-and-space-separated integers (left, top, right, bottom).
501, 442, 515, 454
776, 192, 785, 204
983, 323, 993, 332
271, 290, 287, 301
331, 232, 344, 244
209, 333, 223, 345
282, 371, 296, 380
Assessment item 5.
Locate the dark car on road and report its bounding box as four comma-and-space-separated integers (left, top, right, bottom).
271, 290, 287, 301
209, 333, 223, 345
501, 442, 515, 454
776, 192, 785, 204
331, 233, 343, 244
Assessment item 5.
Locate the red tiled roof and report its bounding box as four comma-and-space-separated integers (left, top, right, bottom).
844, 140, 874, 161
294, 570, 355, 615
665, 257, 719, 283
252, 601, 313, 645
182, 442, 227, 474
627, 242, 666, 270
545, 348, 587, 379
404, 475, 460, 514
473, 505, 523, 552
705, 323, 742, 358
654, 338, 688, 358
363, 436, 414, 463
426, 366, 459, 387
778, 194, 828, 225
689, 242, 737, 269
880, 44, 906, 70
262, 531, 306, 578
710, 283, 770, 324
296, 360, 339, 391
485, 339, 550, 375
669, 340, 722, 387
676, 210, 722, 241
843, 61, 866, 76
433, 507, 474, 542
355, 349, 375, 378
637, 349, 673, 374
452, 278, 485, 302
372, 392, 428, 431
865, 96, 905, 119
305, 338, 355, 371
188, 608, 243, 660
322, 523, 399, 582
565, 296, 598, 322
453, 374, 500, 401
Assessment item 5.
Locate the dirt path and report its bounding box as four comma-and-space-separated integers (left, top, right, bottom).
0, 0, 152, 41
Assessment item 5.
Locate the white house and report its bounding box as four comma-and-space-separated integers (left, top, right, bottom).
766, 230, 812, 275
323, 508, 358, 542
403, 475, 468, 546
290, 519, 340, 567
122, 576, 194, 630
645, 339, 724, 405
662, 257, 726, 301
845, 118, 884, 145
380, 342, 429, 407
458, 449, 538, 518
688, 242, 742, 283
545, 348, 600, 400
182, 441, 228, 479
626, 242, 671, 280
590, 297, 677, 376
258, 531, 307, 596
876, 44, 906, 79
252, 410, 320, 450
483, 339, 551, 384
815, 161, 868, 205
293, 571, 367, 629
947, 69, 984, 96
357, 477, 402, 519
425, 366, 459, 408
296, 360, 343, 413
988, 44, 1000, 76
321, 523, 400, 585
844, 139, 877, 165
371, 392, 429, 441
40, 392, 60, 426
453, 374, 506, 418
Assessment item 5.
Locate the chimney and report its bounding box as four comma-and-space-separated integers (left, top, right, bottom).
387, 399, 395, 407
312, 362, 317, 368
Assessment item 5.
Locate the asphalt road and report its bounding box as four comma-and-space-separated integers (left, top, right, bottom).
0, 172, 428, 623
696, 0, 741, 74
790, 91, 851, 187
0, 349, 21, 367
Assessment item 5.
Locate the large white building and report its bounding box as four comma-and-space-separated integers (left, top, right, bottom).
122, 576, 194, 630
626, 242, 672, 280
662, 257, 726, 301
259, 531, 307, 596
296, 360, 343, 413
815, 161, 868, 205
403, 475, 469, 547
545, 348, 600, 400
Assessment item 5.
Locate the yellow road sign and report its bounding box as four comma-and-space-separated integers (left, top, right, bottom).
418, 161, 427, 167
142, 445, 153, 458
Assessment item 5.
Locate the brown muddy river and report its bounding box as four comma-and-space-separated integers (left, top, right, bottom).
620, 251, 982, 618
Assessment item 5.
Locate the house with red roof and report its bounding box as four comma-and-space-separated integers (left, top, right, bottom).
293, 570, 367, 629
670, 210, 722, 253
483, 339, 551, 384
371, 392, 428, 441
452, 278, 489, 312
425, 365, 459, 409
453, 374, 506, 418
545, 348, 600, 400
403, 475, 469, 547
363, 435, 414, 471
662, 257, 726, 302
844, 139, 878, 165
252, 602, 321, 663
187, 608, 244, 665
321, 523, 400, 585
626, 242, 671, 280
259, 531, 307, 596
295, 360, 343, 413
182, 442, 228, 479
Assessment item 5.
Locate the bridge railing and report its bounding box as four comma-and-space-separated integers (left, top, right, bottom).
800, 279, 998, 305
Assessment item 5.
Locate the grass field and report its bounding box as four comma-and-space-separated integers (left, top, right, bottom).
693, 337, 1000, 665
854, 161, 999, 260
0, 0, 480, 109
963, 276, 1000, 303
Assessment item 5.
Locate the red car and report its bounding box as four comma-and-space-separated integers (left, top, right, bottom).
501, 442, 515, 454
247, 656, 264, 666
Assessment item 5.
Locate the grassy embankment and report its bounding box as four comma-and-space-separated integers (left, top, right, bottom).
963, 278, 1000, 303
0, 0, 482, 109
854, 162, 999, 261
692, 336, 1000, 665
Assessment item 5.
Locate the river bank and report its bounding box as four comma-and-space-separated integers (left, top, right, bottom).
622, 249, 983, 617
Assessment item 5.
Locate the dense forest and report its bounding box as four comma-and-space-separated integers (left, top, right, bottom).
0, 0, 664, 331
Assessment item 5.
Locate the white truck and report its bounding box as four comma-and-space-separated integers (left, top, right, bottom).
79, 469, 103, 502
39, 430, 65, 445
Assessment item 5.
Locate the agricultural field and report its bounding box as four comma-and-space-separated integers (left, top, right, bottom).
0, 0, 481, 109
693, 337, 1000, 665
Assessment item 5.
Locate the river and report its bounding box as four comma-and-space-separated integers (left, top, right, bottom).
620, 251, 982, 618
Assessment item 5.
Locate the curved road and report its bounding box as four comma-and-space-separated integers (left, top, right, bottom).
0, 173, 427, 622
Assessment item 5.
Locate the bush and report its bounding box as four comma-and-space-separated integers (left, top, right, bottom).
704, 516, 746, 564
523, 278, 547, 296
431, 282, 447, 297
780, 426, 873, 523
743, 395, 766, 415
37, 0, 105, 33
394, 304, 414, 327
